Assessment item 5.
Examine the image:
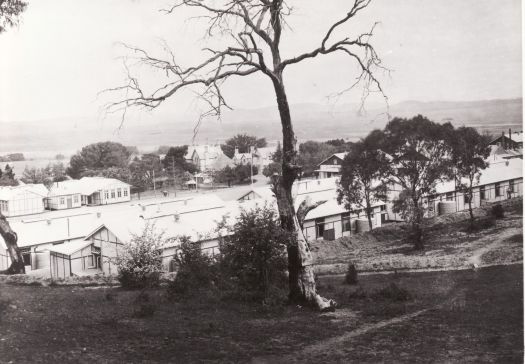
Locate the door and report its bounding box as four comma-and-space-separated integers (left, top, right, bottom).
67, 198, 72, 209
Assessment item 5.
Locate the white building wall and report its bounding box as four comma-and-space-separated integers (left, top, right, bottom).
98, 183, 131, 205
5, 193, 45, 217
46, 194, 82, 210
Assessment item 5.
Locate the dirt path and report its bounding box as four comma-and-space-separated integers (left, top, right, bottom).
466, 227, 522, 266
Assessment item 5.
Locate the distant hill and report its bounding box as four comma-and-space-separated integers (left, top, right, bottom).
0, 98, 521, 157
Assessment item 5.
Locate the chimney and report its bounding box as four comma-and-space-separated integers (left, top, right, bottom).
502, 131, 505, 149
46, 219, 51, 225
96, 212, 101, 218
141, 205, 146, 212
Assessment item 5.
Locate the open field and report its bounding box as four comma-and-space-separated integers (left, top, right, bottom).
0, 264, 522, 363
312, 198, 523, 275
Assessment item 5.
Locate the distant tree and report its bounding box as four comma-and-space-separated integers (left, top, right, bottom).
156, 145, 171, 155
338, 132, 389, 230
381, 115, 454, 250
221, 134, 267, 159
0, 0, 26, 33
82, 166, 132, 183
263, 162, 281, 178
55, 153, 65, 161
450, 127, 491, 225
49, 162, 68, 182
0, 164, 17, 186
216, 164, 257, 185
162, 146, 197, 174
21, 166, 49, 185
125, 145, 139, 155
326, 139, 353, 153
297, 141, 337, 177
129, 154, 163, 190
66, 141, 131, 179
7, 153, 24, 161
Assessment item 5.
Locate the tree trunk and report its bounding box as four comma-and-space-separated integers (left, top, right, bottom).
271, 76, 335, 311
365, 197, 373, 230
0, 213, 25, 274
412, 197, 424, 250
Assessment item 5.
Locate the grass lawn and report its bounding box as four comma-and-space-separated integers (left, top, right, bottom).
0, 264, 522, 363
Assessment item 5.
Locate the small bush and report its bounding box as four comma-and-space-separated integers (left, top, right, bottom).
466, 216, 495, 232
167, 236, 219, 298
218, 205, 290, 304
345, 263, 358, 285
490, 204, 505, 219
371, 283, 412, 302
116, 224, 164, 289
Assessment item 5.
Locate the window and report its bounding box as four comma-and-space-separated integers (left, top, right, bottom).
341, 213, 351, 232
60, 197, 65, 205
73, 195, 79, 203
333, 159, 338, 165
87, 255, 96, 268
104, 190, 109, 199
124, 189, 128, 197
509, 180, 515, 193
479, 186, 486, 200
20, 248, 31, 266
446, 192, 454, 201
464, 194, 471, 204
111, 189, 115, 199
315, 218, 325, 238
117, 188, 122, 198
495, 183, 501, 197
380, 204, 386, 211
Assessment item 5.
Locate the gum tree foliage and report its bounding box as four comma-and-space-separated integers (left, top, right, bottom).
0, 164, 17, 186
105, 0, 387, 310
115, 224, 165, 289
450, 127, 491, 225
161, 146, 198, 174
297, 141, 337, 177
337, 131, 389, 230
0, 0, 27, 274
21, 163, 68, 187
129, 154, 164, 190
67, 141, 131, 179
0, 0, 26, 33
381, 115, 454, 250
221, 133, 267, 159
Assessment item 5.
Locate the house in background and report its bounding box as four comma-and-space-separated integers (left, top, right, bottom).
0, 184, 48, 217
185, 145, 232, 172
46, 182, 82, 210
489, 129, 523, 150
233, 146, 277, 170
314, 153, 348, 179
47, 177, 131, 208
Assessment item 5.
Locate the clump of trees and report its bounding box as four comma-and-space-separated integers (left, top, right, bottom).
67, 141, 131, 179
21, 163, 67, 186
215, 164, 258, 186
339, 115, 491, 250
221, 134, 267, 159
169, 205, 289, 304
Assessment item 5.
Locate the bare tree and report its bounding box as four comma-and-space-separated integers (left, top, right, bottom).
105, 0, 386, 310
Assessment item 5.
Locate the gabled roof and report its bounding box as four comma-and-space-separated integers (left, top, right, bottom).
0, 184, 48, 200
317, 153, 348, 167
435, 158, 523, 194
48, 239, 92, 256
48, 177, 130, 197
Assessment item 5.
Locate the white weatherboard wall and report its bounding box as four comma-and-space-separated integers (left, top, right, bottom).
96, 182, 131, 206
89, 227, 122, 275
46, 194, 82, 210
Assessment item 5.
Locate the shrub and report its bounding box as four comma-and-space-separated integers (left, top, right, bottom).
371, 283, 412, 302
490, 204, 505, 219
116, 224, 164, 289
466, 216, 495, 232
218, 204, 290, 304
167, 236, 219, 298
345, 263, 358, 285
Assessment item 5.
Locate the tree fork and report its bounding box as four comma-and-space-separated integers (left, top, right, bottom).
0, 214, 25, 274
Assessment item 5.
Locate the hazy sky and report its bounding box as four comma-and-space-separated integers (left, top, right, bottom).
0, 0, 522, 123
